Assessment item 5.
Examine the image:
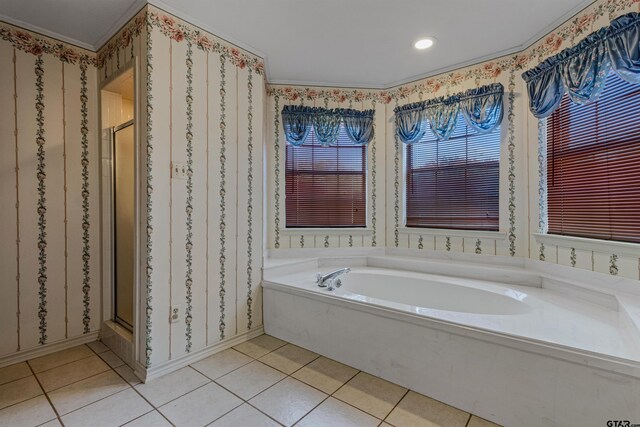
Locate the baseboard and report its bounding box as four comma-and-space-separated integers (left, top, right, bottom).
139, 326, 265, 382
0, 331, 100, 368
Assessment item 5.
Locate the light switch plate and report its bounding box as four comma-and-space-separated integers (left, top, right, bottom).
171, 162, 187, 179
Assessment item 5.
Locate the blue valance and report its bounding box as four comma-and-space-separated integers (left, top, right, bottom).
282, 105, 375, 146
522, 12, 640, 118
394, 83, 504, 144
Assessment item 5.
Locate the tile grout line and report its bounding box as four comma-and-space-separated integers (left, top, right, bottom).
86, 340, 176, 426
37, 364, 113, 394
27, 346, 97, 374
211, 342, 367, 426
380, 388, 410, 425
26, 360, 65, 427
228, 341, 383, 424
209, 378, 286, 427
11, 337, 492, 426
464, 412, 473, 427
289, 392, 331, 427
195, 343, 304, 426
118, 409, 157, 426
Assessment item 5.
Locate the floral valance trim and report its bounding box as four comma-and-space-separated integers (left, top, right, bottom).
282, 105, 375, 146
393, 83, 504, 143
522, 12, 640, 118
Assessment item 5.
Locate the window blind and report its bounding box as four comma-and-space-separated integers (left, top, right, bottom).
285, 125, 367, 228
547, 71, 640, 243
406, 115, 500, 230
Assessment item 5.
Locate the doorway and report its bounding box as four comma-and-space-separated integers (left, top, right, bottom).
100, 64, 138, 366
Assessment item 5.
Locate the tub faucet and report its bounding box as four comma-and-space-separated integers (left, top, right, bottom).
316, 268, 351, 291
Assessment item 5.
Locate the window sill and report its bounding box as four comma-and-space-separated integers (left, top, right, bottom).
281, 228, 372, 236
533, 233, 640, 257
399, 227, 506, 240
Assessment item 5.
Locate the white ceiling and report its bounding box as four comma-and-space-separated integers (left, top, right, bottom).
0, 0, 593, 87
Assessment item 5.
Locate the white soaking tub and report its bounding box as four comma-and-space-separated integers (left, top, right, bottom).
262, 255, 640, 427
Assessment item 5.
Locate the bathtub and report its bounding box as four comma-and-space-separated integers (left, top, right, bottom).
262, 254, 640, 427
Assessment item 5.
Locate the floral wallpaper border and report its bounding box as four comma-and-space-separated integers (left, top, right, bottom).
0, 21, 95, 66
218, 54, 228, 340
144, 16, 154, 367
35, 55, 48, 345
80, 63, 92, 334
245, 69, 255, 329
272, 95, 282, 249
507, 69, 517, 257
184, 41, 195, 353
97, 12, 145, 77
147, 8, 263, 75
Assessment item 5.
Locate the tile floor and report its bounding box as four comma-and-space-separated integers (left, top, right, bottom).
0, 335, 502, 427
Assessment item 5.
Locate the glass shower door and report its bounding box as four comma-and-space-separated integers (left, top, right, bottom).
113, 121, 134, 331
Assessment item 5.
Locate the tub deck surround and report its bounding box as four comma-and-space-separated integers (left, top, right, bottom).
262, 251, 640, 426
263, 261, 640, 373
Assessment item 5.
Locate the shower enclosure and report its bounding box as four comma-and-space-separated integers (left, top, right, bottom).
112, 120, 135, 331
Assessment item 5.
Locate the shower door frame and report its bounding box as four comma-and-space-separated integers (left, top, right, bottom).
98, 58, 143, 371
111, 119, 136, 332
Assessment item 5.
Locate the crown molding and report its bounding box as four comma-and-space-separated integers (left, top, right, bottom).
267, 79, 387, 90
0, 0, 596, 87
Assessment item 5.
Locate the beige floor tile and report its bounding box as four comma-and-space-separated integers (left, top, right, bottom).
249, 377, 327, 426
190, 348, 252, 380
36, 355, 110, 392
386, 391, 469, 427
297, 396, 380, 427
159, 382, 242, 426
124, 410, 172, 426
135, 366, 209, 406
0, 362, 32, 385
39, 419, 63, 427
0, 395, 56, 426
47, 370, 128, 415
116, 364, 142, 385
86, 341, 109, 354
233, 334, 286, 359
292, 356, 358, 394
28, 345, 93, 373
0, 376, 42, 410
61, 388, 152, 427
209, 403, 280, 427
258, 344, 318, 375
215, 361, 285, 400
468, 415, 502, 427
333, 372, 407, 419
98, 350, 125, 368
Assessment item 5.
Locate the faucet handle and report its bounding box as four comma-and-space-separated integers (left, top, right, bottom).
316, 272, 324, 285
334, 279, 342, 288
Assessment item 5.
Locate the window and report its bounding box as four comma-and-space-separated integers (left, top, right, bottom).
285, 125, 366, 228
405, 115, 500, 230
547, 71, 640, 243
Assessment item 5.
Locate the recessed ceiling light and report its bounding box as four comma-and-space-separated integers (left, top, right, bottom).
414, 38, 435, 50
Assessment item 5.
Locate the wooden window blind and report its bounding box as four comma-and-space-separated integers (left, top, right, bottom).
405, 115, 500, 230
285, 125, 367, 228
547, 71, 640, 243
